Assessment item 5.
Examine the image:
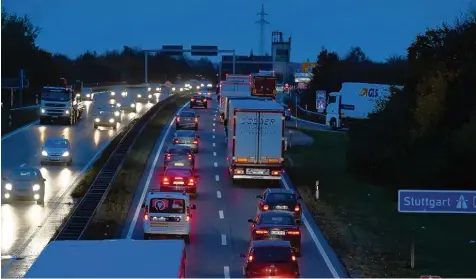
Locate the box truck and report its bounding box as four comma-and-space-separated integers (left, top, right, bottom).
219, 80, 251, 121
226, 74, 251, 83
226, 99, 285, 183
325, 82, 403, 129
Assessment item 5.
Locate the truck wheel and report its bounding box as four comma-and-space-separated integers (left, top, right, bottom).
330, 118, 337, 130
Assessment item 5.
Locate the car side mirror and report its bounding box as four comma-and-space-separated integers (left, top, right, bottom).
141, 203, 145, 208
239, 253, 246, 258
247, 218, 255, 223
255, 195, 262, 199
191, 204, 196, 209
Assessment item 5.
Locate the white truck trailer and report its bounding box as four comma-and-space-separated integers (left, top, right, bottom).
219, 80, 251, 121
226, 74, 251, 83
24, 239, 187, 278
226, 99, 285, 183
325, 82, 403, 129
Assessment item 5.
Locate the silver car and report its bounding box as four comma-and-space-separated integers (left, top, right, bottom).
94, 111, 118, 129
41, 138, 72, 165
173, 130, 200, 153
163, 145, 195, 170
2, 167, 46, 205
175, 111, 199, 130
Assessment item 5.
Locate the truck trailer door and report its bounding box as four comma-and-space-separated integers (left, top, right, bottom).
234, 111, 260, 163
257, 112, 283, 164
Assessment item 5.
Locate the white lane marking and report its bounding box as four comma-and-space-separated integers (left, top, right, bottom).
219, 210, 224, 219
126, 102, 189, 239
282, 177, 340, 278
215, 175, 219, 181
213, 143, 216, 147
221, 234, 227, 245
213, 118, 216, 121
224, 266, 230, 278
213, 128, 215, 132
213, 123, 216, 126
212, 135, 215, 139
213, 152, 217, 156
217, 191, 222, 198
214, 162, 218, 167
20, 163, 26, 167
1, 121, 39, 141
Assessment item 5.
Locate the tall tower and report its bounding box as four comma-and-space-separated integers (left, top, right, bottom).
255, 3, 269, 56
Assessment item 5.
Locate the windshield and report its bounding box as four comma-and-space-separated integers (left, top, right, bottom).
45, 139, 69, 148
42, 88, 71, 101
149, 198, 185, 214
260, 214, 294, 225
266, 193, 296, 202
9, 169, 39, 180
252, 247, 293, 263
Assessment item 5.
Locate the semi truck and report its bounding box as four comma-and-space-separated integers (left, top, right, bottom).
226, 74, 251, 83
251, 71, 277, 97
39, 79, 84, 125
325, 82, 403, 129
226, 99, 285, 184
219, 80, 251, 122
24, 239, 187, 278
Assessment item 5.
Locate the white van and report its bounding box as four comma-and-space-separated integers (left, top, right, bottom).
142, 191, 196, 243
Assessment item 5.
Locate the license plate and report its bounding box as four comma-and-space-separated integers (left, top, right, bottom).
49, 158, 60, 161
173, 181, 184, 185
151, 222, 167, 226
184, 118, 191, 121
246, 168, 267, 175
275, 205, 288, 210
270, 230, 285, 236
52, 116, 58, 118
174, 163, 185, 166
197, 100, 202, 103
184, 141, 192, 144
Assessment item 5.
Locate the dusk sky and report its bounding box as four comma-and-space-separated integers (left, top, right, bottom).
3, 0, 474, 62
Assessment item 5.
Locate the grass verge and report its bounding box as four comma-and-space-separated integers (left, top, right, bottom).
285, 130, 476, 278
1, 108, 38, 135
81, 94, 188, 239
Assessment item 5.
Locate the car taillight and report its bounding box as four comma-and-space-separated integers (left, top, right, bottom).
255, 229, 268, 235
163, 177, 170, 185
144, 205, 149, 220
188, 178, 194, 185
186, 206, 190, 222
191, 98, 195, 101
194, 118, 198, 123
174, 139, 179, 144
176, 117, 180, 122
294, 205, 300, 212
287, 230, 300, 235
166, 153, 171, 159
292, 255, 296, 261
193, 139, 198, 144
262, 204, 269, 211
188, 154, 192, 160
248, 255, 253, 262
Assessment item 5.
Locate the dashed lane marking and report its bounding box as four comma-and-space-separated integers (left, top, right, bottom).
217, 191, 222, 198
224, 266, 230, 278
213, 152, 217, 156
221, 234, 227, 245
214, 162, 218, 167
212, 135, 215, 139
213, 143, 216, 147
215, 175, 220, 181
219, 210, 224, 219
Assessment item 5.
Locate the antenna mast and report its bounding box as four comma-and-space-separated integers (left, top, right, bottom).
255, 3, 269, 56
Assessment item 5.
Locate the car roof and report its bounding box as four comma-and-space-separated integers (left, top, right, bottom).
147, 191, 190, 200
259, 211, 295, 218
251, 240, 291, 248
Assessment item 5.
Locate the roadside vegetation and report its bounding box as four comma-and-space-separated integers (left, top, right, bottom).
82, 94, 189, 239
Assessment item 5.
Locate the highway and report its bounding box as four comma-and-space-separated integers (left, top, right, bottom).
123, 98, 348, 278
1, 84, 164, 276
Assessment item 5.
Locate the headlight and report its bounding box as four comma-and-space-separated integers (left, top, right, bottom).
95, 118, 100, 122
5, 183, 12, 191
41, 150, 48, 156
148, 87, 151, 91
137, 94, 142, 98
41, 109, 45, 113
156, 87, 160, 91
114, 111, 120, 117
116, 103, 121, 107
201, 84, 204, 87
62, 151, 70, 157
172, 87, 176, 91
207, 84, 212, 87
148, 94, 152, 98
32, 184, 40, 191
196, 86, 200, 89
122, 91, 127, 96
111, 92, 115, 96
65, 110, 69, 115
109, 118, 115, 123
131, 103, 135, 108
180, 88, 183, 92
86, 94, 91, 98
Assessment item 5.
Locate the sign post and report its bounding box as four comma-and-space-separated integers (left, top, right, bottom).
398, 190, 476, 269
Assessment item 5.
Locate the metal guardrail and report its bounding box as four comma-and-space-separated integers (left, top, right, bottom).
54, 94, 178, 240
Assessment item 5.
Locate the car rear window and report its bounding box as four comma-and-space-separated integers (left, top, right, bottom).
180, 112, 195, 118
252, 246, 293, 263
266, 193, 296, 202
169, 148, 191, 155
166, 168, 192, 177
149, 198, 185, 214
176, 130, 195, 137
260, 215, 294, 225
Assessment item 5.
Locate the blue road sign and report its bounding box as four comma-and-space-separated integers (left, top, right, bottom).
398, 190, 476, 214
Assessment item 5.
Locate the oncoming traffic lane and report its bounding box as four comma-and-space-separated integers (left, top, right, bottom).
124, 98, 347, 278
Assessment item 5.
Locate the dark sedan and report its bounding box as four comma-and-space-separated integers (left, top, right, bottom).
256, 188, 302, 224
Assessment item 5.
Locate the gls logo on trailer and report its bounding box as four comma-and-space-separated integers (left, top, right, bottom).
240, 117, 276, 125
358, 88, 379, 97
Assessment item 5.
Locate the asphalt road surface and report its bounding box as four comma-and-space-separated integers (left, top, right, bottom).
122, 98, 348, 278
1, 83, 166, 277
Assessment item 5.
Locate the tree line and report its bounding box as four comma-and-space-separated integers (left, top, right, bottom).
1, 9, 217, 106
302, 14, 475, 190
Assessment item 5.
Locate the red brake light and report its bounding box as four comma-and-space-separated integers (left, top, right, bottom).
163, 177, 170, 185
188, 154, 192, 160
292, 255, 296, 261
193, 139, 198, 144
287, 230, 300, 235
194, 118, 198, 123
255, 229, 268, 234
176, 117, 180, 122
294, 205, 300, 212
166, 153, 171, 159
191, 98, 195, 101
188, 178, 194, 185
174, 139, 179, 144
186, 215, 190, 222
186, 206, 191, 222
248, 255, 253, 261
263, 204, 269, 211
144, 205, 149, 220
